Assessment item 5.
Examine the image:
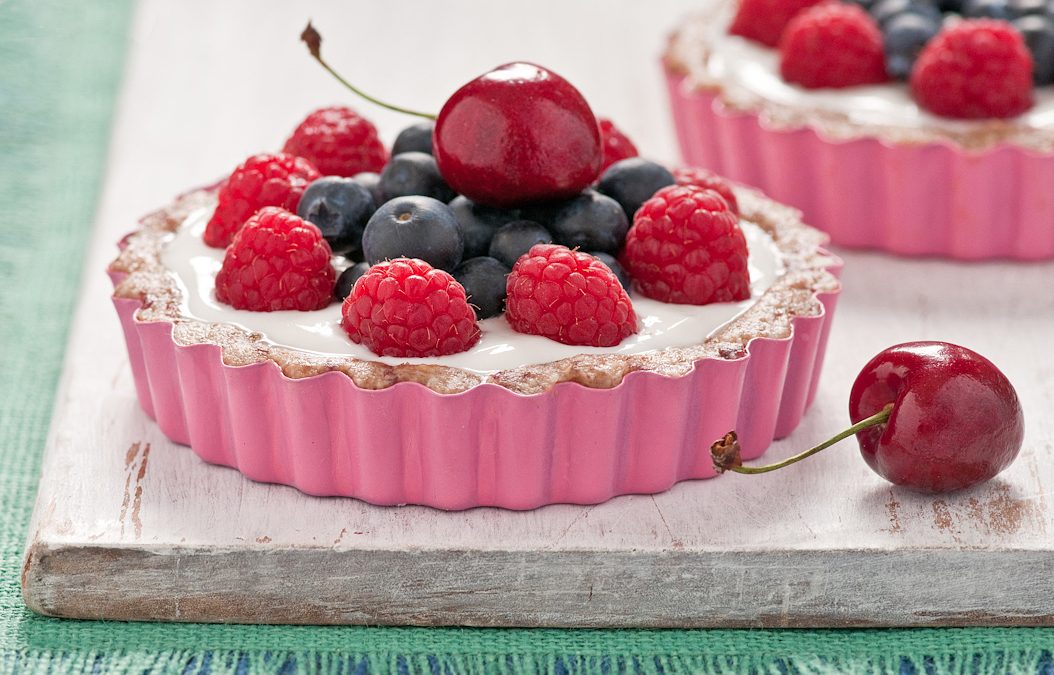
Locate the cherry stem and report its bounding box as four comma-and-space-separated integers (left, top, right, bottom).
712, 404, 893, 475
300, 23, 436, 121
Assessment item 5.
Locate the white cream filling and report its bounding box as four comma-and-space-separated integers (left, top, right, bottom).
161, 208, 785, 375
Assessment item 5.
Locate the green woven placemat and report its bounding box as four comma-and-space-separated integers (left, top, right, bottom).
2, 0, 1053, 672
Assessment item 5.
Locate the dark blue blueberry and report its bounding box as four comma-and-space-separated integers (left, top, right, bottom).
351, 171, 385, 207
1014, 15, 1054, 84
334, 262, 370, 301
488, 220, 552, 268
938, 0, 964, 9
448, 196, 523, 259
590, 252, 631, 292
391, 121, 435, 156
961, 0, 1012, 17
1007, 0, 1054, 17
452, 256, 510, 320
297, 177, 376, 257
596, 158, 675, 221
379, 152, 456, 202
846, 0, 881, 9
549, 190, 629, 254
871, 0, 941, 26
883, 12, 942, 79
361, 196, 464, 271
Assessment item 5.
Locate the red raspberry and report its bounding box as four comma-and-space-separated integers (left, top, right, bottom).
283, 106, 388, 177
621, 185, 750, 305
341, 258, 480, 357
505, 245, 637, 347
729, 0, 827, 47
598, 118, 639, 173
215, 207, 335, 312
673, 167, 740, 215
204, 153, 320, 249
779, 5, 889, 89
910, 21, 1034, 119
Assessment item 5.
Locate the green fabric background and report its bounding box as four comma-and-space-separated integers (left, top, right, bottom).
1, 0, 1053, 672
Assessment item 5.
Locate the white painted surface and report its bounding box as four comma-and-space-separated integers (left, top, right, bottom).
21, 0, 1054, 626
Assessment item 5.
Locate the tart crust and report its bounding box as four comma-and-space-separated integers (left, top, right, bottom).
109, 187, 839, 396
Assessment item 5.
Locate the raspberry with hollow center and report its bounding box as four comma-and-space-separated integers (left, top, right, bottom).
341, 258, 481, 357
283, 106, 388, 177
505, 244, 637, 347
779, 4, 890, 89
910, 20, 1034, 119
621, 185, 750, 305
597, 118, 639, 172
204, 153, 320, 249
215, 207, 335, 312
673, 166, 740, 215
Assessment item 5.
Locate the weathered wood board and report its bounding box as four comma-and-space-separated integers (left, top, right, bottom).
21, 0, 1054, 627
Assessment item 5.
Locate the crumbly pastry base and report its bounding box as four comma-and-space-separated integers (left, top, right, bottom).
109, 187, 839, 396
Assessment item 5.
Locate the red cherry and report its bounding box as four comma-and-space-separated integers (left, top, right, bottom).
848, 341, 1023, 493
432, 63, 603, 207
711, 341, 1024, 494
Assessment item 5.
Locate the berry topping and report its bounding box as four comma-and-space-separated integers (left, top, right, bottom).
1013, 14, 1054, 84
961, 0, 1013, 17
779, 5, 890, 89
910, 20, 1034, 118
335, 262, 370, 301
870, 0, 942, 27
361, 196, 464, 271
488, 220, 553, 268
215, 207, 335, 312
882, 12, 942, 80
378, 151, 456, 203
204, 153, 320, 249
621, 185, 750, 306
505, 244, 637, 347
729, 0, 828, 46
296, 177, 376, 257
590, 251, 632, 292
391, 121, 435, 156
282, 106, 387, 177
597, 118, 639, 172
448, 196, 524, 259
596, 158, 676, 221
352, 171, 385, 206
434, 62, 603, 207
548, 190, 629, 254
453, 256, 510, 319
672, 167, 740, 215
340, 258, 481, 357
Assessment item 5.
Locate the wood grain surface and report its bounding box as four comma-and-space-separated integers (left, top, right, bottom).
21, 0, 1054, 627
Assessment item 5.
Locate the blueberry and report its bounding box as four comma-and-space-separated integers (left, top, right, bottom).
488, 220, 552, 268
448, 195, 523, 259
1008, 0, 1054, 16
352, 171, 385, 207
362, 196, 464, 271
938, 0, 964, 10
297, 177, 376, 256
883, 12, 942, 79
453, 256, 509, 319
379, 152, 456, 202
1014, 15, 1054, 84
596, 158, 675, 221
334, 262, 370, 301
391, 121, 435, 156
961, 0, 1011, 16
548, 190, 629, 254
846, 0, 880, 9
870, 0, 941, 26
590, 252, 631, 292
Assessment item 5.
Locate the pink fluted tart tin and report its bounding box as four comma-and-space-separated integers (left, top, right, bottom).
664, 5, 1054, 261
108, 186, 841, 511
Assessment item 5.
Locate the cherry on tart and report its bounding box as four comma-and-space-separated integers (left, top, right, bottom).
712, 341, 1024, 493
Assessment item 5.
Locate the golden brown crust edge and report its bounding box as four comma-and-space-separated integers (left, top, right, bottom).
109, 187, 840, 396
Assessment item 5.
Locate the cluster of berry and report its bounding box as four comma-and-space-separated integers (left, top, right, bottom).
731, 0, 1048, 118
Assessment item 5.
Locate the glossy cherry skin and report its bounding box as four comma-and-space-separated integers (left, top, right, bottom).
433, 62, 603, 208
849, 341, 1024, 493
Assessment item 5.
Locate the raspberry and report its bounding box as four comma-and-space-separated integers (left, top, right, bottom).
910, 20, 1034, 119
621, 185, 750, 306
597, 118, 639, 172
283, 106, 388, 177
204, 153, 320, 249
505, 244, 637, 347
341, 258, 480, 357
729, 0, 827, 47
779, 5, 890, 89
673, 167, 740, 215
215, 207, 335, 312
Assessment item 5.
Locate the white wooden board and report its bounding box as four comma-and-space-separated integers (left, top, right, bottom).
21, 0, 1054, 627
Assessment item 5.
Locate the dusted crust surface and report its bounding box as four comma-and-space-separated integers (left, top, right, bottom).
109, 187, 839, 395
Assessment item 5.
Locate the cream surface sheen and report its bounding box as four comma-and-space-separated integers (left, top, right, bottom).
162, 208, 785, 374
